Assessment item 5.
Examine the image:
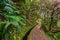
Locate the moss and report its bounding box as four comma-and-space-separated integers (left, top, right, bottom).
18, 23, 36, 40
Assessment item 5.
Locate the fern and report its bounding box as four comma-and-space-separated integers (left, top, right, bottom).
0, 0, 26, 40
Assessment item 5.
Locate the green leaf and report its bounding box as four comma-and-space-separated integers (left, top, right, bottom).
5, 22, 11, 29
4, 6, 13, 13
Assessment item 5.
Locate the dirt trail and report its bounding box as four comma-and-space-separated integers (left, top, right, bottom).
29, 24, 50, 40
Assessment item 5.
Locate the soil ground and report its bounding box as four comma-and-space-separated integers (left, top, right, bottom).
29, 24, 50, 40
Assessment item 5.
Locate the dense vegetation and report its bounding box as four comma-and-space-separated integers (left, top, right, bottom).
0, 0, 26, 40
0, 0, 60, 40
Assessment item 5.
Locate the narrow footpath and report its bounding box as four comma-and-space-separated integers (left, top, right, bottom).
29, 24, 50, 40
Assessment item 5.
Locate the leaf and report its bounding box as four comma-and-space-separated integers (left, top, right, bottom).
5, 32, 10, 39
4, 6, 13, 13
5, 22, 11, 29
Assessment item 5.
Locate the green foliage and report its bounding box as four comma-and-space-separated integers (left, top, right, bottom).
40, 0, 60, 40
14, 0, 40, 40
0, 0, 26, 40
39, 0, 57, 31
1, 0, 60, 40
